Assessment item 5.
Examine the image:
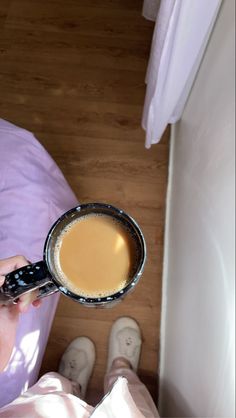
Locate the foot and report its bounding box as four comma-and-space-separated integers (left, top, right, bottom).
107, 317, 142, 372
58, 337, 95, 399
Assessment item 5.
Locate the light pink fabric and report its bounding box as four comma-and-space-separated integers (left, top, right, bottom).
0, 119, 78, 406
103, 359, 159, 417
0, 362, 159, 417
0, 373, 92, 418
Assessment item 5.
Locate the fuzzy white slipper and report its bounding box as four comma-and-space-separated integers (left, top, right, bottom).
107, 317, 142, 373
58, 337, 95, 399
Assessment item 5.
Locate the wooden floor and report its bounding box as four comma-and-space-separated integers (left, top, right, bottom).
0, 0, 169, 406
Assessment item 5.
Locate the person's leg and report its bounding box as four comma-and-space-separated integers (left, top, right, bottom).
0, 337, 96, 418
0, 372, 93, 418
28, 371, 79, 396
104, 317, 160, 418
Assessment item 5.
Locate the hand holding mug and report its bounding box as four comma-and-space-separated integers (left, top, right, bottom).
0, 256, 41, 371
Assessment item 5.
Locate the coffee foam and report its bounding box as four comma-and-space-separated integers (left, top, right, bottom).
53, 214, 137, 298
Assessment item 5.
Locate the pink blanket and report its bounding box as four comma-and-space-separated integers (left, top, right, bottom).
0, 119, 78, 406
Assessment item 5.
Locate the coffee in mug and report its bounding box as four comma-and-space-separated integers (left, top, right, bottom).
54, 214, 137, 298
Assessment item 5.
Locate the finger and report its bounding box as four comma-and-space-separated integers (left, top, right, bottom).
0, 276, 4, 286
32, 299, 42, 308
17, 290, 39, 313
0, 256, 29, 276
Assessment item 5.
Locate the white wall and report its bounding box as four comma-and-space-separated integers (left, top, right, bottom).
159, 1, 235, 417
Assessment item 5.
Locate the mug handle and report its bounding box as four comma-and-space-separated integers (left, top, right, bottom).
0, 261, 58, 305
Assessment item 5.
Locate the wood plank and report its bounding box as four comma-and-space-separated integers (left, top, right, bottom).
0, 0, 10, 27
0, 99, 149, 141
0, 61, 147, 105
6, 1, 153, 41
1, 28, 151, 72
19, 0, 144, 12
37, 133, 169, 186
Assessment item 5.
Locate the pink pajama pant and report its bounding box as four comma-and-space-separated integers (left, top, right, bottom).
0, 360, 159, 417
